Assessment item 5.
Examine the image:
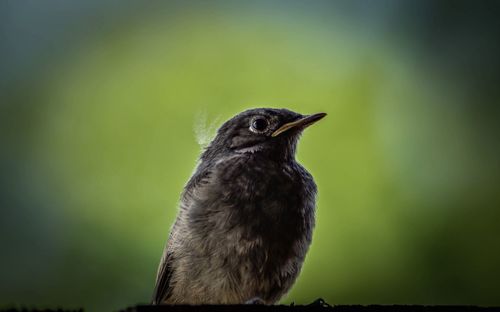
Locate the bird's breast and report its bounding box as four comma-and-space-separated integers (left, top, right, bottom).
210, 155, 315, 254
178, 155, 316, 303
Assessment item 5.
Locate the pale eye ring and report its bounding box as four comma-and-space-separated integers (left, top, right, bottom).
250, 116, 269, 133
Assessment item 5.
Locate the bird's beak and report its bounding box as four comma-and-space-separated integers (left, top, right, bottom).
271, 113, 327, 137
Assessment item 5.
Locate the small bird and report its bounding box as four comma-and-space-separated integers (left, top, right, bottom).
152, 108, 326, 305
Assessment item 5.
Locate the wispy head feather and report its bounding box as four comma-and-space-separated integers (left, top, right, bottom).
194, 110, 220, 149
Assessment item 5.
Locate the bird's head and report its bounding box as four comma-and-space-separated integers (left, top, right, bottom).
201, 108, 326, 162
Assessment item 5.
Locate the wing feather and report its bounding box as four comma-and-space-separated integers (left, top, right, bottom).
151, 239, 174, 304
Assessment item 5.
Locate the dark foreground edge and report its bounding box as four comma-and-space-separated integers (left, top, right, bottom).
123, 304, 497, 312
2, 304, 497, 312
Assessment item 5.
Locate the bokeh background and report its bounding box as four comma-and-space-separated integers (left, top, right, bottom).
2, 0, 500, 311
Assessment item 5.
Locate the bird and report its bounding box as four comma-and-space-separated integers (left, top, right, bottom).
152, 108, 326, 305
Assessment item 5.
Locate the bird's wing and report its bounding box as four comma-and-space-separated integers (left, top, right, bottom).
152, 165, 215, 304
151, 238, 175, 304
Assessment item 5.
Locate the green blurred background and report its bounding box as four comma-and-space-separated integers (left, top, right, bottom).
1, 0, 500, 311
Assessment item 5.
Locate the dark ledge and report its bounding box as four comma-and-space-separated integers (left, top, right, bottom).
122, 304, 495, 312
2, 303, 496, 312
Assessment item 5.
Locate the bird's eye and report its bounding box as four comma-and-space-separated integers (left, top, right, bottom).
250, 117, 269, 133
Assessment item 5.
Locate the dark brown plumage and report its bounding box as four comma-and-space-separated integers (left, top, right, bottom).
152, 108, 326, 304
